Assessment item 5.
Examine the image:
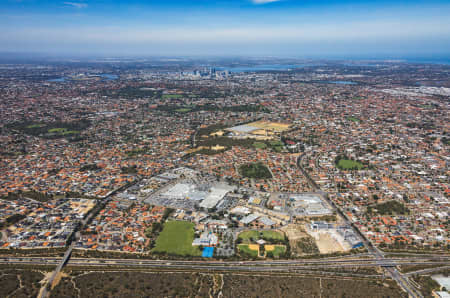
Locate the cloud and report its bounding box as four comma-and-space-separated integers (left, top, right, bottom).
251, 0, 280, 4
64, 2, 87, 9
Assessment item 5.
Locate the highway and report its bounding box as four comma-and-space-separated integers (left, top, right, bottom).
2, 255, 448, 270
5, 153, 442, 297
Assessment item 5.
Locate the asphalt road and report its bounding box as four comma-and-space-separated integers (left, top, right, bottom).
2, 255, 448, 269
296, 153, 426, 298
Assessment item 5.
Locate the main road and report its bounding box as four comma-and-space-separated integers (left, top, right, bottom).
3, 255, 448, 269
296, 153, 425, 298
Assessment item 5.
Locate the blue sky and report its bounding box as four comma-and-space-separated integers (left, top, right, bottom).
1, 0, 450, 57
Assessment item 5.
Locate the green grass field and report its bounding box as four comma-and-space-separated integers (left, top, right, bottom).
238, 230, 284, 243
261, 230, 284, 241
48, 127, 79, 135
238, 244, 258, 257
347, 116, 360, 123
252, 141, 283, 152
162, 94, 183, 99
238, 230, 260, 242
48, 127, 68, 133
253, 142, 268, 149
337, 159, 364, 170
267, 245, 286, 258
272, 245, 286, 257
175, 108, 192, 113
26, 124, 45, 129
152, 221, 201, 256
269, 140, 283, 147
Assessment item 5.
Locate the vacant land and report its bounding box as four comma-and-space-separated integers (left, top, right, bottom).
296, 236, 320, 254
249, 121, 291, 132
281, 224, 320, 255
239, 162, 272, 179
312, 231, 346, 253
412, 275, 442, 297
152, 221, 202, 256
50, 269, 406, 298
52, 271, 215, 297
399, 264, 448, 273
222, 274, 405, 298
369, 200, 410, 215
0, 268, 45, 297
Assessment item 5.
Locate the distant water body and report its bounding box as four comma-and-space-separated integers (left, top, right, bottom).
404, 58, 450, 65
217, 64, 313, 73
218, 59, 450, 73
322, 81, 357, 85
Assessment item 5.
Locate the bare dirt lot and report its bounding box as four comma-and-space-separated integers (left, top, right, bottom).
309, 231, 346, 254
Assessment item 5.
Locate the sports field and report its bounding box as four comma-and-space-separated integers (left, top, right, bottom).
265, 245, 286, 258
337, 159, 364, 170
261, 230, 284, 241
152, 221, 202, 256
238, 230, 284, 243
238, 230, 260, 242
238, 244, 259, 257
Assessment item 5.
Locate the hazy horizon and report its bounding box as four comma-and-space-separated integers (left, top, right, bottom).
2, 0, 450, 57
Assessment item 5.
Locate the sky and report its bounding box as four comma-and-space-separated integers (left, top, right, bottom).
1, 0, 450, 58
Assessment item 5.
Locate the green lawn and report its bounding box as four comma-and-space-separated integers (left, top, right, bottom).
26, 124, 45, 129
238, 230, 260, 242
269, 140, 283, 147
175, 108, 192, 113
152, 221, 202, 256
238, 230, 284, 243
252, 140, 283, 152
337, 159, 364, 170
261, 231, 284, 241
347, 116, 360, 123
238, 244, 258, 257
48, 127, 79, 135
162, 94, 183, 99
48, 127, 68, 133
253, 142, 268, 149
267, 245, 286, 258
